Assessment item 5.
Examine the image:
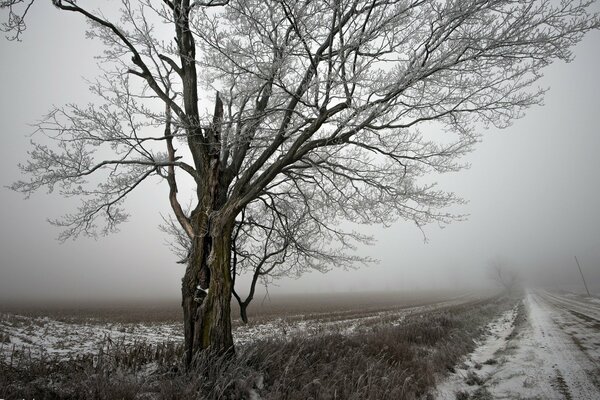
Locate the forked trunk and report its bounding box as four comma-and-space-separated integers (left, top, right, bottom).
181, 216, 234, 365
239, 302, 249, 324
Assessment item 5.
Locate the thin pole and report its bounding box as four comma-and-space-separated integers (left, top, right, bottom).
574, 256, 591, 297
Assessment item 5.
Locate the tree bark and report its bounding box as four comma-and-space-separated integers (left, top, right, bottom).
239, 301, 249, 324
182, 215, 235, 365
180, 144, 234, 365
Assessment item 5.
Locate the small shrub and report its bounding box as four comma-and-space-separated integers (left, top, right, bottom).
0, 332, 10, 343
456, 390, 471, 400
465, 371, 483, 386
470, 387, 493, 400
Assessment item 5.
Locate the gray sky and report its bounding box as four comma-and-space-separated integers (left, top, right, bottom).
1, 3, 599, 302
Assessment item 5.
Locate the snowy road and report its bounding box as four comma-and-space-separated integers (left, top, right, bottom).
436, 290, 600, 399
515, 291, 600, 399
540, 291, 600, 331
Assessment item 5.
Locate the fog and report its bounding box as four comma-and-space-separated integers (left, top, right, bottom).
1, 3, 599, 303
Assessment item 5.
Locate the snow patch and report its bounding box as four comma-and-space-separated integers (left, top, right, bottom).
434, 304, 519, 399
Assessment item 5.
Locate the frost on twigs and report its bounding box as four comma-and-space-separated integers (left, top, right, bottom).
2, 0, 599, 347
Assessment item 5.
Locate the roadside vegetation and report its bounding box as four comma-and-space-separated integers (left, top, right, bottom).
1, 294, 519, 400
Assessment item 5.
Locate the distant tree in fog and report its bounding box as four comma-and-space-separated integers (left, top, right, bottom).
489, 256, 520, 292
3, 0, 598, 363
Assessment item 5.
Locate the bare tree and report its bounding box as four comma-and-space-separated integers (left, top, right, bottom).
489, 256, 519, 292
162, 192, 373, 323
3, 0, 598, 363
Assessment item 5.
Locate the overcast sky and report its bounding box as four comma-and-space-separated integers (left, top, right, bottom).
1, 3, 599, 302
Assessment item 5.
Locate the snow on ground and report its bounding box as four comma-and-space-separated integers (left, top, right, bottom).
435, 304, 519, 399
0, 295, 478, 360
434, 290, 600, 400
539, 292, 600, 367
0, 313, 183, 360
233, 295, 476, 346
588, 297, 600, 306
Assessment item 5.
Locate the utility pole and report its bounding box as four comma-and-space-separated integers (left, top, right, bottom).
574, 256, 591, 297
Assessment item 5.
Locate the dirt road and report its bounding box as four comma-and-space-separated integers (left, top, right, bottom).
436, 290, 600, 399
513, 291, 600, 399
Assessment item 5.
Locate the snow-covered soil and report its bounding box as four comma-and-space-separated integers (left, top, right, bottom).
233, 295, 476, 346
0, 313, 183, 360
0, 295, 478, 360
435, 304, 519, 399
435, 290, 600, 399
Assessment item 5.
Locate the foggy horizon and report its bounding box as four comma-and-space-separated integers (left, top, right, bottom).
1, 2, 599, 304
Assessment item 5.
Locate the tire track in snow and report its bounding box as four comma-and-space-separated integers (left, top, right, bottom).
526, 292, 599, 399
434, 291, 600, 399
540, 291, 600, 327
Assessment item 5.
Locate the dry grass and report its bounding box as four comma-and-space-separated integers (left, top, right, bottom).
1, 294, 516, 400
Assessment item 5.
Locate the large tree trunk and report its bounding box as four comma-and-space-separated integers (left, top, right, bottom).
181, 215, 235, 365
180, 85, 233, 364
